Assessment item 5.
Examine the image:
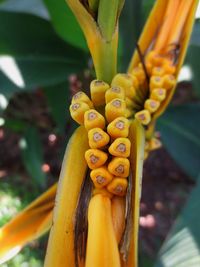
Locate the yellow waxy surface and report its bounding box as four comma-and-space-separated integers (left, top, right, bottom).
150, 76, 164, 90
44, 127, 89, 267
84, 109, 106, 131
93, 188, 113, 199
150, 88, 166, 102
109, 137, 131, 158
111, 196, 125, 244
107, 117, 130, 139
85, 195, 121, 267
105, 86, 125, 104
135, 109, 151, 125
85, 149, 108, 169
108, 157, 130, 178
90, 166, 113, 188
107, 178, 128, 196
105, 98, 126, 122
72, 91, 94, 108
144, 99, 160, 113
163, 74, 176, 90
90, 79, 110, 106
88, 128, 110, 149
70, 101, 90, 125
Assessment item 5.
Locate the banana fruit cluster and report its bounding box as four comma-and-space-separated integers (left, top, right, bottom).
132, 51, 176, 125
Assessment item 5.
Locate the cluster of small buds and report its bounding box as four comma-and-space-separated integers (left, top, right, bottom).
69, 76, 137, 197
132, 50, 176, 126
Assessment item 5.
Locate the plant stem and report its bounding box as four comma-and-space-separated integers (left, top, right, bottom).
97, 0, 120, 42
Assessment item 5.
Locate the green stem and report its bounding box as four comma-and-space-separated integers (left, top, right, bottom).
95, 38, 118, 83
97, 0, 120, 41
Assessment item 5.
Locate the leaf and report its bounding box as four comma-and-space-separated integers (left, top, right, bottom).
119, 0, 154, 71
0, 0, 49, 19
0, 11, 87, 95
186, 45, 200, 98
157, 104, 200, 180
19, 126, 46, 188
43, 82, 70, 134
43, 0, 88, 51
190, 20, 200, 46
119, 0, 142, 70
155, 174, 200, 267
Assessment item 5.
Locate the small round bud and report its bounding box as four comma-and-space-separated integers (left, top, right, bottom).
107, 117, 130, 139
135, 109, 151, 125
108, 157, 130, 178
109, 138, 131, 158
90, 167, 113, 188
88, 128, 110, 149
150, 76, 164, 90
152, 67, 165, 76
105, 98, 126, 122
105, 86, 125, 104
144, 99, 160, 113
69, 101, 90, 124
107, 178, 128, 196
85, 149, 108, 169
84, 109, 105, 131
90, 80, 109, 107
163, 74, 176, 90
150, 88, 166, 102
72, 91, 93, 108
131, 66, 146, 85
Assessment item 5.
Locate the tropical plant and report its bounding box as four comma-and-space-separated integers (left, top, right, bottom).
0, 0, 200, 266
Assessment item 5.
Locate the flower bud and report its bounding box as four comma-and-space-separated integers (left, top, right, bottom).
84, 109, 105, 131
88, 128, 110, 149
85, 149, 108, 169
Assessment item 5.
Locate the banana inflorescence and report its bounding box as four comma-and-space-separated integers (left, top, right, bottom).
69, 73, 145, 266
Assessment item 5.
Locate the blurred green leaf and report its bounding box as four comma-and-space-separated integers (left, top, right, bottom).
187, 45, 200, 98
0, 11, 87, 95
0, 0, 49, 19
155, 174, 200, 267
43, 0, 88, 51
157, 104, 200, 179
19, 126, 46, 188
190, 20, 200, 46
119, 0, 154, 71
44, 82, 70, 134
4, 118, 28, 132
119, 0, 142, 70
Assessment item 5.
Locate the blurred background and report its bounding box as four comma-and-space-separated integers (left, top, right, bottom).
0, 0, 200, 266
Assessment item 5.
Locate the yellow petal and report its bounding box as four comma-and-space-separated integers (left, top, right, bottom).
44, 126, 89, 267
0, 183, 57, 264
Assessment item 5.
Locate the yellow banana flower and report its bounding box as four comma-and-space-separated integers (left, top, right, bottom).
0, 0, 198, 266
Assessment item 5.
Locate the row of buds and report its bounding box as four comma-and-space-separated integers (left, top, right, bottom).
130, 50, 177, 125
70, 82, 132, 197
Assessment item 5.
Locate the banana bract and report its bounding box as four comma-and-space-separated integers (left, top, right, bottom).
0, 183, 57, 265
